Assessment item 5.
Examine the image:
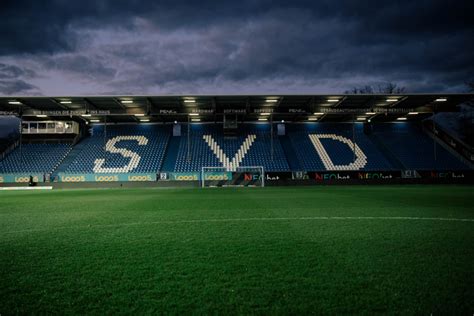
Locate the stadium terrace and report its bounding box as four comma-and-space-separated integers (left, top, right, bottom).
0, 93, 472, 187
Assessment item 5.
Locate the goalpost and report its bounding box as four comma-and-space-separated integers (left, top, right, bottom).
201, 166, 265, 188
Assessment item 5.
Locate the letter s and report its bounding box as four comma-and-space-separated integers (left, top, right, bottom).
93, 136, 148, 173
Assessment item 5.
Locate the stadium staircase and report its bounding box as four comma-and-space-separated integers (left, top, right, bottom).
423, 119, 474, 168
161, 135, 181, 172
372, 123, 469, 170
279, 135, 301, 171
0, 140, 19, 160
54, 139, 89, 174
367, 133, 406, 170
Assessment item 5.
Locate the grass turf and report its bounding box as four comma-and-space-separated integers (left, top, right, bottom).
0, 185, 473, 314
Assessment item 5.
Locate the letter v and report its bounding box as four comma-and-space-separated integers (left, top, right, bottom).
203, 134, 256, 171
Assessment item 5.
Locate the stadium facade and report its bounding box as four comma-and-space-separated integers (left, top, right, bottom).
0, 94, 473, 187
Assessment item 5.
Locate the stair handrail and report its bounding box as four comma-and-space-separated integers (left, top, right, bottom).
1, 140, 20, 160
423, 119, 474, 164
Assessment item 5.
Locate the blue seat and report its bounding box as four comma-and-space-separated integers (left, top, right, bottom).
287, 123, 393, 171
2, 122, 468, 175
0, 143, 71, 173
173, 124, 290, 172
372, 123, 468, 170
60, 125, 170, 173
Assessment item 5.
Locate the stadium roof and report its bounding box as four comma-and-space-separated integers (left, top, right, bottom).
0, 94, 472, 123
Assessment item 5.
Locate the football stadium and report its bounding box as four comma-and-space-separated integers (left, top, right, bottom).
0, 94, 473, 314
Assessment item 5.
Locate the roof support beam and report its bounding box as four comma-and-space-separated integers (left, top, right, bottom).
317, 96, 347, 122
11, 98, 33, 116
370, 96, 409, 121
84, 98, 99, 111
331, 96, 347, 108
49, 98, 70, 110
112, 98, 127, 110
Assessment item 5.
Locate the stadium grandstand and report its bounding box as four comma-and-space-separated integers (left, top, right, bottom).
0, 94, 473, 186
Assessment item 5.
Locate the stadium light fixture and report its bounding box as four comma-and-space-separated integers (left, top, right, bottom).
60, 101, 72, 104
435, 98, 447, 102
397, 117, 407, 121
281, 120, 285, 123
313, 112, 324, 115
81, 114, 91, 117
327, 99, 339, 103
140, 119, 150, 122
36, 114, 47, 118
365, 112, 376, 115
184, 99, 196, 103
408, 112, 419, 115
386, 98, 398, 102
266, 99, 278, 103
174, 120, 178, 124
189, 113, 199, 116
8, 101, 21, 105
368, 119, 372, 123
121, 100, 133, 104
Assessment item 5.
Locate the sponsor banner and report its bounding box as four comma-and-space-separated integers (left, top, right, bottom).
223, 109, 246, 114
58, 174, 87, 182
401, 170, 421, 179
293, 171, 309, 180
306, 171, 402, 181
416, 170, 474, 179
126, 174, 156, 182
232, 172, 262, 184
305, 170, 474, 181
204, 172, 232, 181
32, 110, 110, 116
265, 172, 293, 181
57, 173, 156, 182
169, 171, 268, 182
355, 171, 401, 180
0, 174, 44, 183
169, 172, 200, 181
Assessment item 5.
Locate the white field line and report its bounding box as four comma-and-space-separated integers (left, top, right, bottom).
1, 216, 473, 235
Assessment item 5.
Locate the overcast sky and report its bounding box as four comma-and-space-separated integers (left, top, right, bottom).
0, 0, 473, 96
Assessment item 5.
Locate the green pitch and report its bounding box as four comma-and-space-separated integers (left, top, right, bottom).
0, 185, 473, 314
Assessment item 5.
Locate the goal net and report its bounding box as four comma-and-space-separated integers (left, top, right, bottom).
201, 166, 265, 188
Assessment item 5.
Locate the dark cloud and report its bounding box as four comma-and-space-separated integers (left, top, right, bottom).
0, 63, 40, 94
0, 80, 40, 95
42, 55, 117, 81
2, 0, 472, 54
0, 63, 35, 79
0, 0, 472, 94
